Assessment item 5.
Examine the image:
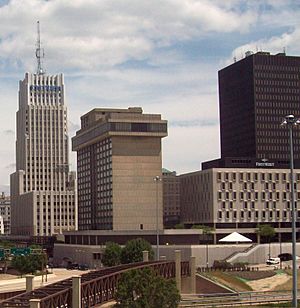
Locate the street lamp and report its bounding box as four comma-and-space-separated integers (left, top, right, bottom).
154, 175, 161, 261
281, 114, 300, 308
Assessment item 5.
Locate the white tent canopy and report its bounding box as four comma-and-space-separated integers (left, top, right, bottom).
219, 232, 252, 243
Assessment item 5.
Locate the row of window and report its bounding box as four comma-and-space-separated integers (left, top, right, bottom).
218, 191, 300, 201
218, 209, 299, 220
217, 172, 300, 182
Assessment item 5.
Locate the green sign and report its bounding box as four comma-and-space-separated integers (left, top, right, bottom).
11, 248, 31, 256
0, 249, 4, 260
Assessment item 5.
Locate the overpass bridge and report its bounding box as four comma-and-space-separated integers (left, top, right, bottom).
0, 251, 193, 307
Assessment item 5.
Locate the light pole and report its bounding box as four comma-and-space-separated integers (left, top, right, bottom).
154, 175, 161, 261
281, 114, 300, 308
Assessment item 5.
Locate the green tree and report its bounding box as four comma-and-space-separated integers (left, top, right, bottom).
11, 253, 47, 277
0, 241, 14, 274
115, 267, 180, 308
11, 255, 31, 277
256, 224, 276, 257
173, 223, 184, 229
121, 238, 154, 264
102, 242, 122, 267
191, 225, 214, 267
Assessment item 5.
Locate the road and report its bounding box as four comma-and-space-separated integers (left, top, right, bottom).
0, 268, 88, 293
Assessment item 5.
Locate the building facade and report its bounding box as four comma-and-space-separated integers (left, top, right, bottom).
162, 169, 180, 228
72, 107, 167, 231
219, 51, 300, 161
0, 193, 10, 234
10, 72, 77, 236
180, 168, 300, 234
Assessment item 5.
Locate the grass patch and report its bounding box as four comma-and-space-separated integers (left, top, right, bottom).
202, 271, 252, 292
231, 270, 276, 281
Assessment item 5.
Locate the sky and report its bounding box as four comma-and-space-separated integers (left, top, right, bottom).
0, 0, 299, 193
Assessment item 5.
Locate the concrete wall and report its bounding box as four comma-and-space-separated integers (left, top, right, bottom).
54, 242, 300, 269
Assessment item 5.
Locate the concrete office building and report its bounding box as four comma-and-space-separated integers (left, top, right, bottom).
72, 107, 167, 231
219, 51, 300, 161
10, 26, 77, 235
180, 167, 300, 240
0, 193, 10, 234
162, 169, 180, 228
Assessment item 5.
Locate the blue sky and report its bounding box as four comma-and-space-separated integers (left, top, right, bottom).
0, 0, 299, 192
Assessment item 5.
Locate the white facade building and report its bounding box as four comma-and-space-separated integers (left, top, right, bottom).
180, 168, 300, 229
0, 193, 10, 234
10, 72, 78, 236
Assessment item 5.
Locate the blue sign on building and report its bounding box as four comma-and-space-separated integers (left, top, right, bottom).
30, 85, 61, 92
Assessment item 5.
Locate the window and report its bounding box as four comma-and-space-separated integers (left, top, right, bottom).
218, 192, 222, 200
239, 173, 244, 181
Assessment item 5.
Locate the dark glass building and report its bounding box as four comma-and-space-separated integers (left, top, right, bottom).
219, 51, 300, 161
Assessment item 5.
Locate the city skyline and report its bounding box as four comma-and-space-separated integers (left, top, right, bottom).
0, 0, 299, 190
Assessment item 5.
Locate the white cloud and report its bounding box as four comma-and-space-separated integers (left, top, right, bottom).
0, 0, 258, 72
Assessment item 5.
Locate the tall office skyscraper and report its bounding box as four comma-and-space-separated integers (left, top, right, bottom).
219, 51, 300, 161
10, 23, 77, 236
72, 107, 167, 231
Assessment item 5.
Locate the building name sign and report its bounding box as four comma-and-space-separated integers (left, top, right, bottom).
255, 162, 275, 167
30, 85, 61, 92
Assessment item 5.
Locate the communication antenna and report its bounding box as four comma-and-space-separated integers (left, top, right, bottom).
36, 21, 45, 75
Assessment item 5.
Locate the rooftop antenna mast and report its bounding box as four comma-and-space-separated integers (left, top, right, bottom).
36, 21, 45, 75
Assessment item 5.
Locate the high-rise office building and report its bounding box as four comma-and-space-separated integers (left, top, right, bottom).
219, 51, 300, 161
10, 23, 77, 236
72, 107, 167, 231
162, 169, 180, 228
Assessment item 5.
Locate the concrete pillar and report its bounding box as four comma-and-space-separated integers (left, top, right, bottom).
142, 250, 149, 262
175, 250, 181, 293
26, 275, 34, 292
72, 275, 81, 308
160, 256, 166, 261
29, 299, 40, 308
190, 256, 196, 294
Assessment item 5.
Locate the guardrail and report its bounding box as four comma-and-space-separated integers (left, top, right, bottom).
180, 290, 295, 307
